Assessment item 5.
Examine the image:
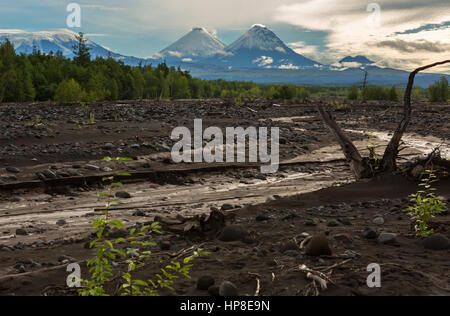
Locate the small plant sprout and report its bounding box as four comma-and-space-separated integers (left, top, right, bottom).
366, 132, 381, 171
89, 112, 95, 124
25, 115, 42, 129
79, 157, 209, 296
404, 169, 447, 237
78, 157, 133, 296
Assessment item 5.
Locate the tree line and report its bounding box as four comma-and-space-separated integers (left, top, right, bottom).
0, 33, 448, 104
0, 33, 312, 104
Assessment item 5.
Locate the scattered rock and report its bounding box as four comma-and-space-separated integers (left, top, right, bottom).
107, 229, 128, 239
221, 204, 234, 211
378, 232, 397, 244
362, 227, 378, 239
333, 234, 352, 244
103, 143, 115, 150
42, 169, 57, 179
84, 164, 100, 171
219, 281, 238, 297
305, 233, 332, 257
58, 255, 76, 263
327, 220, 339, 227
56, 219, 67, 226
373, 217, 385, 225
115, 191, 132, 199
218, 225, 248, 242
132, 210, 146, 217
423, 234, 450, 250
159, 241, 171, 250
280, 240, 299, 253
6, 167, 21, 174
304, 218, 317, 226
282, 213, 297, 221
197, 275, 215, 290
338, 217, 352, 226
208, 285, 220, 296
67, 169, 82, 177
255, 214, 271, 222
15, 229, 28, 236
14, 264, 26, 273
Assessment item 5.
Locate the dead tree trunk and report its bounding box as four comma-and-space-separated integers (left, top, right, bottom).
317, 105, 372, 179
381, 60, 450, 172
317, 60, 450, 180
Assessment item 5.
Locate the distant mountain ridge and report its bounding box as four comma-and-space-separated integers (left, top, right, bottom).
0, 27, 448, 87
339, 56, 374, 65
0, 29, 144, 66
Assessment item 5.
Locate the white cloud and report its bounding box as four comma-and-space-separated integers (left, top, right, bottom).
279, 63, 299, 70
167, 50, 183, 58
275, 46, 286, 53
253, 55, 274, 67
274, 0, 450, 72
288, 40, 335, 64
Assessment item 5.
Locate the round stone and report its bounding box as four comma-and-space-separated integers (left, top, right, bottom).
197, 276, 215, 290
423, 234, 450, 250
219, 281, 238, 297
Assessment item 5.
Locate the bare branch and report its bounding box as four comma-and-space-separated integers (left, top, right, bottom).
317, 104, 371, 179
381, 60, 450, 171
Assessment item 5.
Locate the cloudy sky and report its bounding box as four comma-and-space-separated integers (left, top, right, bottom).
0, 0, 449, 72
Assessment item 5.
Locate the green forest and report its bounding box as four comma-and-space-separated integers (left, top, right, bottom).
0, 33, 448, 104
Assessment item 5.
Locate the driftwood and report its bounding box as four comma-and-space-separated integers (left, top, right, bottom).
318, 60, 450, 179
317, 105, 372, 179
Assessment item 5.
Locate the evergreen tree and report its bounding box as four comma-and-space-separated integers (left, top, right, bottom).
73, 32, 91, 67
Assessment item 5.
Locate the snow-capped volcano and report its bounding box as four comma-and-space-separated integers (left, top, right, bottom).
157, 27, 226, 62
0, 29, 145, 66
227, 24, 289, 53
203, 24, 320, 69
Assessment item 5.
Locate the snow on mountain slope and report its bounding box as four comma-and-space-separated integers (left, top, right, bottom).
0, 29, 146, 66
227, 24, 288, 53
158, 27, 226, 61
202, 24, 321, 69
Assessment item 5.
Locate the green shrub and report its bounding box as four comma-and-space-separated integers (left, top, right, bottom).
412, 86, 422, 100
388, 86, 399, 102
54, 79, 85, 104
428, 77, 448, 102
347, 86, 360, 100
275, 85, 296, 100
404, 170, 447, 237
297, 87, 311, 103
362, 85, 390, 101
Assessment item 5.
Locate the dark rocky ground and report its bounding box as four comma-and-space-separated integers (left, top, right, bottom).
0, 98, 449, 296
